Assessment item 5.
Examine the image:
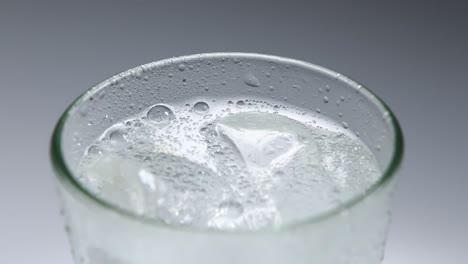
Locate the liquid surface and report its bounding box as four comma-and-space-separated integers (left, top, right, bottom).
78, 99, 381, 230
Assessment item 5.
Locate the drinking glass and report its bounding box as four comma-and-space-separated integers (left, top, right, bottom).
50, 53, 403, 264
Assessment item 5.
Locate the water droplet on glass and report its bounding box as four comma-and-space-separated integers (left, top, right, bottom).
376, 144, 382, 151
227, 101, 234, 105
340, 96, 345, 102
193, 101, 210, 114
243, 73, 260, 87
217, 200, 244, 218
147, 104, 175, 124
323, 96, 329, 103
316, 108, 321, 113
341, 122, 349, 129
236, 100, 245, 107
178, 64, 186, 71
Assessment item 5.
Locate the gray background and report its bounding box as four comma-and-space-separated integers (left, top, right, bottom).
1, 1, 467, 263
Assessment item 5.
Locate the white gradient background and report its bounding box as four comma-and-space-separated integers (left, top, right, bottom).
0, 1, 467, 263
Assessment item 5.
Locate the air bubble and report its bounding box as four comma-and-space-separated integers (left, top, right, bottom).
87, 145, 102, 155
193, 102, 210, 114
236, 100, 245, 107
147, 104, 175, 124
109, 129, 127, 144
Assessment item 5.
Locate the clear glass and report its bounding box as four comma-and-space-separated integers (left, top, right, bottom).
50, 53, 403, 264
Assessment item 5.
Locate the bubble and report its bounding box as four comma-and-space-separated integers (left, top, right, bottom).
323, 96, 329, 103
193, 101, 210, 114
227, 101, 234, 105
243, 73, 260, 87
178, 64, 186, 71
147, 104, 175, 124
341, 122, 349, 129
109, 129, 127, 144
87, 145, 102, 155
217, 200, 244, 218
236, 100, 245, 107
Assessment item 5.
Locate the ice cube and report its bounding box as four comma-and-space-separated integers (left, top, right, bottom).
215, 112, 312, 169
217, 124, 301, 168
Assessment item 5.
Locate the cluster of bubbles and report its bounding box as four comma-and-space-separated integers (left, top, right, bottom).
77, 97, 381, 231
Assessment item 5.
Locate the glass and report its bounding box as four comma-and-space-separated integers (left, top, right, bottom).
50, 53, 403, 264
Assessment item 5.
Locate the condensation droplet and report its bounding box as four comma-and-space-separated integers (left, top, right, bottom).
323, 96, 329, 103
341, 122, 349, 129
376, 144, 382, 151
178, 64, 186, 71
236, 100, 245, 107
147, 104, 175, 124
243, 73, 260, 87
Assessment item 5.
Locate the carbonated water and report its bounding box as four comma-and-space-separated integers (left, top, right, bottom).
77, 98, 380, 231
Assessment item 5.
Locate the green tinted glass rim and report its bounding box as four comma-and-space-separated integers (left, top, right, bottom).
50, 52, 404, 234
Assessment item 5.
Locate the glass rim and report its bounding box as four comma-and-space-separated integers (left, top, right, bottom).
50, 52, 404, 234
